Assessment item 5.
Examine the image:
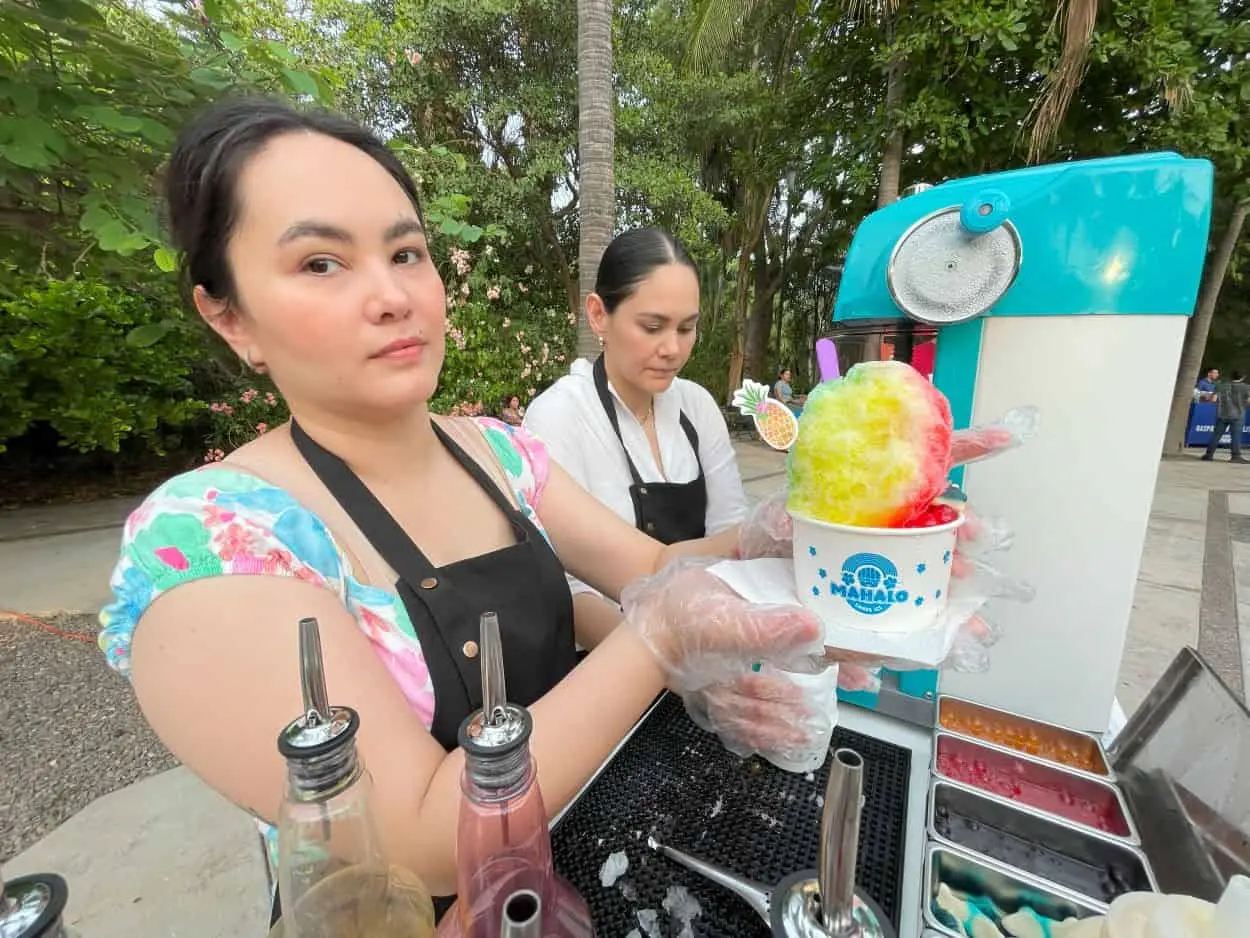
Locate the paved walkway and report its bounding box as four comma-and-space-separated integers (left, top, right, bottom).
1, 443, 1247, 938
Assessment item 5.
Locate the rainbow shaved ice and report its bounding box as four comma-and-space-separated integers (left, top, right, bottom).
787, 360, 954, 528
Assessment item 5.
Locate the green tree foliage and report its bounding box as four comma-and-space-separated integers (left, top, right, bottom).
0, 0, 1248, 483
0, 0, 326, 270
0, 276, 203, 452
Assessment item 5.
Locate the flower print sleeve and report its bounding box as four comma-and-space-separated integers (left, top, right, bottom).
474, 416, 552, 512
98, 467, 348, 679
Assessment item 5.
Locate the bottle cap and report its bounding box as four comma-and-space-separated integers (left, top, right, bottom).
0, 873, 67, 938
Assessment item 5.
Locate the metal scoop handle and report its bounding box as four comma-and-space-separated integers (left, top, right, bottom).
647, 836, 772, 924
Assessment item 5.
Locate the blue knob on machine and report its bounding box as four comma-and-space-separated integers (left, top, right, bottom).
960, 189, 1011, 234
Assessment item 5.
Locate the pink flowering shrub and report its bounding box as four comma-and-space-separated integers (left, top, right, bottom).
432, 245, 574, 415
382, 143, 577, 417
203, 384, 289, 461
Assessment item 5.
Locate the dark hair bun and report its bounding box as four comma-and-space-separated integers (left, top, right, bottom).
594, 227, 696, 314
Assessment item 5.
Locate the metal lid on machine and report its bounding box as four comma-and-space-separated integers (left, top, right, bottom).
886, 204, 1022, 326
1107, 647, 1250, 903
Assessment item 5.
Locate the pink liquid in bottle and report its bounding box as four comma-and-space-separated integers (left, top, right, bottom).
438, 613, 593, 937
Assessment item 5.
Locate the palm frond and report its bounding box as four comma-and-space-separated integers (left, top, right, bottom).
683, 0, 768, 74
1024, 0, 1098, 164
843, 0, 902, 22
1162, 75, 1194, 112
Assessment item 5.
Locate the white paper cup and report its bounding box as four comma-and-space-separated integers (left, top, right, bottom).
792, 511, 966, 635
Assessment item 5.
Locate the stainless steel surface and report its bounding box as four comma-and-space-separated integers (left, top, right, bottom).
855, 675, 936, 731
885, 206, 1022, 326
928, 780, 1156, 910
479, 612, 507, 728
499, 889, 543, 938
921, 843, 1103, 938
932, 732, 1139, 845
773, 873, 891, 938
936, 695, 1114, 780
820, 748, 866, 935
298, 616, 330, 723
646, 836, 772, 923
1107, 646, 1250, 901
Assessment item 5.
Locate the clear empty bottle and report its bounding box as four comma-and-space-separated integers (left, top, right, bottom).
269, 617, 436, 938
437, 613, 594, 938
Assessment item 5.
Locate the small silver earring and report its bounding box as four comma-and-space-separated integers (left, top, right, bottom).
597, 334, 605, 349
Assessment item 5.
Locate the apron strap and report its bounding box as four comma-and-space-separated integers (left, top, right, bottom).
592, 354, 646, 486
592, 354, 703, 483
289, 419, 526, 585
677, 411, 702, 477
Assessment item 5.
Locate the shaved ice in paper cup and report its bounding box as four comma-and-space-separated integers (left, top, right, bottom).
787, 359, 966, 650
792, 510, 965, 636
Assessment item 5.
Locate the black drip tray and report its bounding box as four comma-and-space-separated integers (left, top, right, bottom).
551, 693, 911, 937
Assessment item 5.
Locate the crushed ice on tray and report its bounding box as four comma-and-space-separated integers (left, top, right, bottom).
754, 809, 782, 830
637, 908, 662, 938
619, 879, 638, 902
709, 795, 723, 817
599, 850, 629, 888
663, 884, 703, 938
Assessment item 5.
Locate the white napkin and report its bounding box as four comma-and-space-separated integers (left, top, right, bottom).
707, 557, 979, 668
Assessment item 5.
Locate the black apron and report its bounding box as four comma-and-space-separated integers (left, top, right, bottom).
275, 418, 579, 924
592, 355, 708, 544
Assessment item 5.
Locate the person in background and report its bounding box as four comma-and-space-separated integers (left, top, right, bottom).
500, 394, 525, 427
1202, 370, 1250, 464
773, 368, 805, 415
1196, 367, 1220, 402
524, 228, 748, 644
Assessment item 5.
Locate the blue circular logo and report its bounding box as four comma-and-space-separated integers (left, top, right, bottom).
835, 552, 908, 615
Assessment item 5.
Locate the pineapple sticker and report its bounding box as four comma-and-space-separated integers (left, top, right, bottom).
733, 379, 799, 451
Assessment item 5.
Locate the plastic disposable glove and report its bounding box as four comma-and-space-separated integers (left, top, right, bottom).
620, 558, 826, 692
681, 663, 835, 765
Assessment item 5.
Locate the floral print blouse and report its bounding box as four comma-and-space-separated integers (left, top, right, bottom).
97, 417, 553, 870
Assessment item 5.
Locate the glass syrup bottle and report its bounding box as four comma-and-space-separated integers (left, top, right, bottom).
437, 613, 594, 938
268, 617, 436, 938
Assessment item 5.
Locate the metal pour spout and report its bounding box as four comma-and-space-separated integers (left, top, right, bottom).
298, 616, 331, 725
819, 748, 866, 936
480, 612, 507, 728
499, 889, 543, 938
